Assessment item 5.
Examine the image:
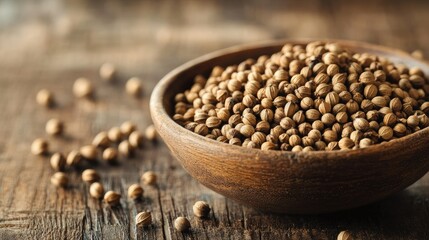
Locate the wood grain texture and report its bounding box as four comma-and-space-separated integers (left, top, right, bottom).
0, 0, 428, 239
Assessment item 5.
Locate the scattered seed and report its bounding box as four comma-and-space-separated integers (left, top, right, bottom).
193, 201, 211, 218
45, 118, 64, 136
73, 77, 94, 98
126, 77, 143, 97
141, 171, 157, 185
102, 147, 118, 163
89, 182, 104, 199
82, 169, 100, 183
80, 145, 98, 161
174, 217, 191, 232
135, 211, 152, 227
104, 190, 121, 206
127, 183, 144, 200
50, 152, 66, 171
36, 89, 55, 107
51, 172, 68, 188
31, 138, 49, 155
99, 63, 116, 82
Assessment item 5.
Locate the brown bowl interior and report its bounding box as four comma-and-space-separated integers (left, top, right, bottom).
150, 39, 429, 214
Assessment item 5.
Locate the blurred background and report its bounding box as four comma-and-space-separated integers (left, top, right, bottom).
0, 0, 427, 90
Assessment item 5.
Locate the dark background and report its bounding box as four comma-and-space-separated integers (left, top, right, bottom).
0, 0, 428, 239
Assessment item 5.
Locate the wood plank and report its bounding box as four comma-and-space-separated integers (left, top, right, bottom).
0, 0, 429, 239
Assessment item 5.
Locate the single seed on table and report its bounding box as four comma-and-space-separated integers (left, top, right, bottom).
73, 77, 94, 98
92, 131, 110, 148
337, 230, 353, 240
174, 217, 191, 232
104, 190, 121, 206
50, 152, 66, 171
145, 125, 157, 141
118, 140, 133, 158
127, 183, 144, 200
82, 169, 100, 183
89, 182, 104, 199
108, 127, 123, 143
66, 150, 82, 167
45, 118, 64, 136
141, 171, 157, 185
136, 211, 152, 227
51, 172, 68, 188
193, 201, 211, 218
126, 77, 143, 97
31, 138, 49, 156
80, 145, 98, 161
120, 121, 137, 136
102, 147, 118, 163
129, 131, 144, 148
99, 62, 116, 82
36, 89, 55, 107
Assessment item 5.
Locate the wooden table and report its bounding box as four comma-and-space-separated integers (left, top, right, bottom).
0, 0, 428, 239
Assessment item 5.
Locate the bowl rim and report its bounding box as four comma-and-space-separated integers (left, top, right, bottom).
150, 38, 429, 161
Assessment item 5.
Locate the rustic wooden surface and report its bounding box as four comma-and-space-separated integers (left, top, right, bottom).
0, 0, 428, 239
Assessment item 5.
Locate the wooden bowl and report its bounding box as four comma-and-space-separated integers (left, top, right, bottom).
150, 39, 429, 214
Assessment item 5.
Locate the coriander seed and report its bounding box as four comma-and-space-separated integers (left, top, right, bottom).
136, 211, 152, 227
118, 140, 133, 158
379, 126, 393, 140
89, 182, 104, 199
82, 169, 100, 183
104, 190, 121, 206
193, 201, 211, 218
46, 118, 64, 136
174, 217, 191, 232
108, 127, 123, 143
129, 131, 144, 148
102, 147, 118, 163
145, 125, 157, 141
92, 131, 110, 148
120, 121, 137, 136
31, 138, 49, 155
80, 145, 98, 161
127, 183, 144, 200
337, 230, 353, 240
50, 152, 66, 171
36, 89, 55, 107
73, 77, 94, 98
353, 118, 369, 132
126, 77, 143, 97
66, 150, 82, 167
141, 171, 157, 185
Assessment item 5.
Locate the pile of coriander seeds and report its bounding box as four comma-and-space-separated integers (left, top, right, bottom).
173, 42, 429, 151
